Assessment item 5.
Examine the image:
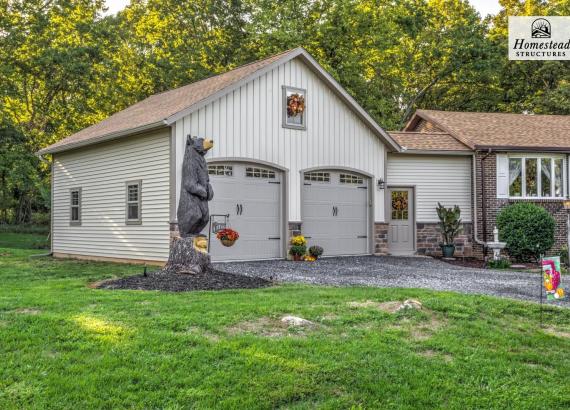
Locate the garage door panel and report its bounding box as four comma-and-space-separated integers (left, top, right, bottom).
204, 163, 282, 261
302, 171, 369, 256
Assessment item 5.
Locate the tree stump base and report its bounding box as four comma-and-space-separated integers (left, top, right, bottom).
161, 236, 211, 275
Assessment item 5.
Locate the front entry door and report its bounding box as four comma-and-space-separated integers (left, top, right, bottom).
387, 187, 414, 255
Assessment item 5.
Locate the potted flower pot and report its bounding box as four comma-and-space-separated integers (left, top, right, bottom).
216, 228, 239, 247
221, 239, 236, 247
441, 244, 456, 258
292, 254, 303, 261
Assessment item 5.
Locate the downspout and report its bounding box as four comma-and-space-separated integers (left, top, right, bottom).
472, 154, 485, 246
473, 150, 493, 255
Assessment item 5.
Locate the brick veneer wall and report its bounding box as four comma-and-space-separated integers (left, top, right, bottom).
416, 222, 473, 257
474, 152, 568, 258
374, 222, 389, 255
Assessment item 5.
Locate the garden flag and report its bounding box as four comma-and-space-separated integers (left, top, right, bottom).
542, 256, 565, 300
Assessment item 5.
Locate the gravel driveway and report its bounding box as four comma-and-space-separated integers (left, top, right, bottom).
215, 256, 569, 307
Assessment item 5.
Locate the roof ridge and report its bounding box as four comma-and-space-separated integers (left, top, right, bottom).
417, 109, 570, 118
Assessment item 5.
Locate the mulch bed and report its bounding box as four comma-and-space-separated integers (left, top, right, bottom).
95, 269, 271, 292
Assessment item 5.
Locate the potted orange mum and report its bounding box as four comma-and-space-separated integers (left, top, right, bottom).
216, 228, 239, 247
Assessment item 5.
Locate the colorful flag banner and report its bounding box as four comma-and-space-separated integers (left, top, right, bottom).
542, 256, 565, 300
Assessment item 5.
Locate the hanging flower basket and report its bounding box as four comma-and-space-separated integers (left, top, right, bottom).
217, 228, 239, 247
221, 239, 236, 247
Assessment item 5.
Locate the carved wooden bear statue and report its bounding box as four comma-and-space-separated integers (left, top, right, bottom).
177, 136, 214, 237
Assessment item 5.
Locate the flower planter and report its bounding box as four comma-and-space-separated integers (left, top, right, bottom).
441, 244, 456, 258
292, 254, 303, 261
220, 239, 236, 247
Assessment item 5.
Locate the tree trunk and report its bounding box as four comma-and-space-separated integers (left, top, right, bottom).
161, 236, 211, 275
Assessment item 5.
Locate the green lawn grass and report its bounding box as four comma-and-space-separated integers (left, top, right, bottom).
0, 231, 49, 249
1, 235, 569, 409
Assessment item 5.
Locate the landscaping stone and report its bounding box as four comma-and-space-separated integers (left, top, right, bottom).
396, 299, 423, 312
281, 316, 314, 327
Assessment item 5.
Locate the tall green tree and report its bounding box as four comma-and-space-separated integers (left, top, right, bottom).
489, 0, 570, 114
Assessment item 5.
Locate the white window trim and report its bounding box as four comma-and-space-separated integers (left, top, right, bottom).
125, 180, 142, 225
69, 187, 81, 226
508, 154, 566, 200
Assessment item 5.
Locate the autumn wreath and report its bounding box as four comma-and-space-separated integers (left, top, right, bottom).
287, 93, 305, 118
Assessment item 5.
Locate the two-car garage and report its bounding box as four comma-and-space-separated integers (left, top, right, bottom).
206, 162, 370, 261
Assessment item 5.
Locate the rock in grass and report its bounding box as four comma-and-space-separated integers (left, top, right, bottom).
281, 316, 314, 327
395, 299, 422, 312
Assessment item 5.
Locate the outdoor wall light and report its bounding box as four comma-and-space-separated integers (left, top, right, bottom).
377, 178, 385, 190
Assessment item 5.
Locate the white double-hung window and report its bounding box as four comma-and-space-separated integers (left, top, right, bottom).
507, 155, 565, 199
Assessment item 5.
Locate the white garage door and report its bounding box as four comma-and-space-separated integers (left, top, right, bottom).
301, 170, 370, 256
204, 163, 282, 261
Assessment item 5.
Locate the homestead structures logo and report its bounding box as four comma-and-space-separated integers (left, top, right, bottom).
509, 16, 570, 60
531, 18, 551, 38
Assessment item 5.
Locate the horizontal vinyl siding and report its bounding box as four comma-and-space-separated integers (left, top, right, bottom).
52, 130, 171, 261
387, 154, 472, 222
175, 57, 387, 222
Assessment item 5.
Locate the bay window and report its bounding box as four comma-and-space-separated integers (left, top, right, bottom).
508, 155, 565, 199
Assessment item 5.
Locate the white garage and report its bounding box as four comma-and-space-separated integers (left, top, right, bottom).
41, 47, 400, 264
205, 162, 283, 261
301, 170, 370, 256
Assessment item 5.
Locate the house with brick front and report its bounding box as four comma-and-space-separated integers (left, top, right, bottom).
389, 109, 570, 258
37, 47, 570, 264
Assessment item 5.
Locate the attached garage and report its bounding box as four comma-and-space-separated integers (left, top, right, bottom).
301, 170, 370, 256
205, 162, 283, 261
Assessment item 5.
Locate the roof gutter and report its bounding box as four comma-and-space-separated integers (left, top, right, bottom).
37, 121, 168, 156
475, 145, 570, 153
396, 149, 473, 156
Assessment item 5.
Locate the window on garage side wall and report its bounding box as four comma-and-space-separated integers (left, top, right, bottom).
70, 188, 81, 226
126, 180, 142, 225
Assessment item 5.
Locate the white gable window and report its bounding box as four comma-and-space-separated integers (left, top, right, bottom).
503, 155, 565, 199
282, 86, 306, 130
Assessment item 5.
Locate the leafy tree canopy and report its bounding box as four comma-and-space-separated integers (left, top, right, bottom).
1, 0, 569, 223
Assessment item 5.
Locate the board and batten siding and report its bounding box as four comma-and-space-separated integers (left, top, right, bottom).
174, 57, 387, 222
387, 154, 472, 222
52, 129, 171, 262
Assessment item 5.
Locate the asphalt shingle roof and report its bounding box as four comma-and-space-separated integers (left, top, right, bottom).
39, 48, 298, 154
410, 109, 570, 150
389, 131, 471, 152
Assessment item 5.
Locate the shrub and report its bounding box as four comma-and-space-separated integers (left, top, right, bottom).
436, 203, 462, 245
496, 203, 555, 262
487, 259, 511, 269
308, 245, 324, 258
31, 212, 50, 226
289, 245, 307, 257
